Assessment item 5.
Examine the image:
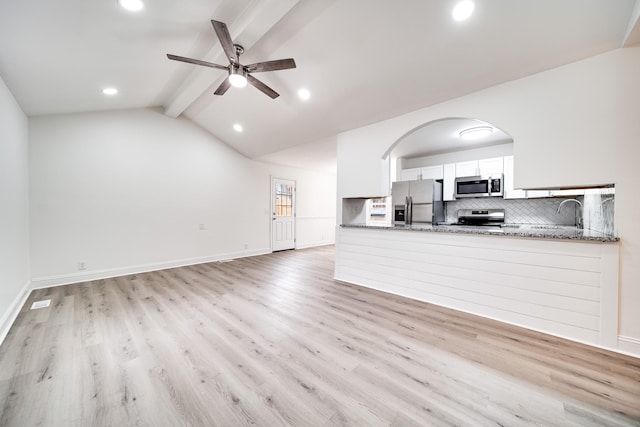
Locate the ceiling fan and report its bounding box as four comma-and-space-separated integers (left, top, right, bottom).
167, 19, 296, 99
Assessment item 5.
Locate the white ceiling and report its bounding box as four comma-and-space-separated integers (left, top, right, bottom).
1, 0, 638, 174
390, 118, 513, 160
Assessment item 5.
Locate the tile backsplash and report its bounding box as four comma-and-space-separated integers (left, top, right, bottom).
445, 189, 616, 235
583, 188, 615, 235
446, 197, 577, 225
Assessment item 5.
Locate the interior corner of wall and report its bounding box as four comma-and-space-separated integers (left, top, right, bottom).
0, 280, 32, 346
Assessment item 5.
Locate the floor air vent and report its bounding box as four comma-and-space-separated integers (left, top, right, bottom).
30, 299, 51, 310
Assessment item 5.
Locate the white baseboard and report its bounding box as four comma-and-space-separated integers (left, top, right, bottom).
31, 248, 272, 290
618, 335, 640, 358
0, 280, 32, 347
297, 241, 335, 250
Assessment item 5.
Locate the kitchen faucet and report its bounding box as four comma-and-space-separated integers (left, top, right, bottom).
556, 198, 583, 229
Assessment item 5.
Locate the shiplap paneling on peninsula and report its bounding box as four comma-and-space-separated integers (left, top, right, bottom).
335, 227, 619, 348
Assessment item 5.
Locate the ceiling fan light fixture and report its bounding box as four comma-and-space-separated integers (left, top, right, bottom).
459, 126, 493, 140
167, 20, 296, 99
229, 65, 247, 88
229, 74, 247, 88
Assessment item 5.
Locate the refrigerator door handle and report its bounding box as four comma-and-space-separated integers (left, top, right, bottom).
410, 196, 413, 224
404, 196, 408, 225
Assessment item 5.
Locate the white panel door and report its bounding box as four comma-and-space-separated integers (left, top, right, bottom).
272, 178, 296, 251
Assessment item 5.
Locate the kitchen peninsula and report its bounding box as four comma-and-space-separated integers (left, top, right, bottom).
336, 220, 619, 352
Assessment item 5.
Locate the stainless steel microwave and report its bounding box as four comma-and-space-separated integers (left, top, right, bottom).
454, 174, 503, 198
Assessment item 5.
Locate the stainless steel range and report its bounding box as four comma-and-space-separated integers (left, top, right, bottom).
454, 209, 505, 226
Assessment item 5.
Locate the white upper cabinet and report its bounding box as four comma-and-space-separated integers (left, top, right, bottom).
549, 188, 586, 197
503, 156, 526, 199
402, 156, 508, 201
454, 157, 504, 177
478, 157, 504, 175
455, 160, 479, 177
399, 165, 443, 181
443, 163, 456, 201
400, 167, 422, 181
526, 189, 552, 198
504, 156, 551, 198
420, 165, 444, 180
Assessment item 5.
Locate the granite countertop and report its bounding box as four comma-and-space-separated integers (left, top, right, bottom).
341, 223, 619, 243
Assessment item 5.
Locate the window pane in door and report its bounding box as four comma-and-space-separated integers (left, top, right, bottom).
275, 183, 293, 217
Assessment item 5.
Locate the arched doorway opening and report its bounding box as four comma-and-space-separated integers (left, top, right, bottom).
383, 117, 514, 187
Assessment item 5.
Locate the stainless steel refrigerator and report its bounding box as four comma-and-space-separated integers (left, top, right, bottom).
392, 179, 444, 225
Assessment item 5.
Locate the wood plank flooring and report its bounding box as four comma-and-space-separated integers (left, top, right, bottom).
1, 245, 639, 426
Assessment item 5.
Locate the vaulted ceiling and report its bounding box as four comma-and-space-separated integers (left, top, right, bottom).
1, 0, 638, 173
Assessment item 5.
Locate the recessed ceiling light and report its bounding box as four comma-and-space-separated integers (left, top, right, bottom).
233, 123, 243, 133
118, 0, 144, 11
452, 0, 475, 22
102, 87, 118, 96
298, 88, 311, 100
459, 126, 493, 140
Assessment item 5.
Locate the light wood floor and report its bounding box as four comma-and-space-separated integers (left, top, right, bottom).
1, 245, 639, 426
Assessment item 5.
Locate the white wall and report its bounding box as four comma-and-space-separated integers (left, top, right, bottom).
0, 75, 30, 341
336, 47, 640, 355
29, 108, 335, 287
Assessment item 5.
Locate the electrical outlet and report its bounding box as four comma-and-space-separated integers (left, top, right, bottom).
244, 243, 248, 250
78, 261, 86, 271
199, 223, 205, 230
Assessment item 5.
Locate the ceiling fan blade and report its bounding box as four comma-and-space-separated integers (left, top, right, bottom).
245, 58, 297, 73
211, 20, 237, 64
166, 54, 228, 71
214, 78, 232, 96
247, 74, 279, 99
